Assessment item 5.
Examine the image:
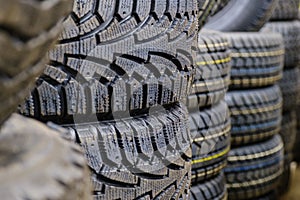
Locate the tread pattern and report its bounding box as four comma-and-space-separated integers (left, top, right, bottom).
185, 29, 231, 109
225, 85, 283, 146
225, 135, 284, 200
205, 0, 279, 31
190, 173, 227, 200
0, 114, 92, 200
19, 0, 199, 121
224, 32, 284, 89
279, 67, 300, 112
198, 0, 230, 28
0, 0, 72, 125
65, 103, 192, 199
190, 101, 231, 183
270, 0, 300, 21
262, 21, 300, 68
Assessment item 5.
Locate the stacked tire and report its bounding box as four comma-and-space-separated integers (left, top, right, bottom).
187, 29, 231, 200
17, 1, 222, 199
223, 32, 285, 200
204, 0, 286, 199
262, 0, 300, 194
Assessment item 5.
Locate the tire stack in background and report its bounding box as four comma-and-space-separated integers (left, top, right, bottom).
262, 0, 300, 194
187, 29, 231, 200
204, 0, 286, 199
17, 1, 219, 199
223, 32, 285, 200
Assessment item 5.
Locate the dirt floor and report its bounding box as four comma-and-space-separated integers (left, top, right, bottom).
281, 164, 300, 200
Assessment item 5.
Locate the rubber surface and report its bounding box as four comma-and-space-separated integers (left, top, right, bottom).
262, 21, 300, 68
0, 114, 92, 200
226, 85, 282, 146
185, 29, 231, 109
280, 111, 297, 153
270, 0, 300, 21
205, 0, 279, 31
65, 103, 192, 199
225, 32, 284, 89
0, 0, 72, 125
190, 101, 231, 183
225, 135, 284, 200
279, 67, 300, 112
19, 0, 199, 122
190, 173, 227, 200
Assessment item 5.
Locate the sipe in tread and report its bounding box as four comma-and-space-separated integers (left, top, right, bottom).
190, 173, 227, 200
185, 28, 231, 110
64, 103, 193, 199
226, 85, 283, 146
225, 135, 284, 200
224, 32, 284, 89
20, 0, 200, 122
190, 101, 231, 183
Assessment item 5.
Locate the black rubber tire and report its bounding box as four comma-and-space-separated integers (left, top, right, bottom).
190, 101, 231, 183
205, 0, 279, 32
225, 85, 282, 146
224, 32, 284, 89
270, 0, 300, 21
262, 21, 300, 68
225, 134, 284, 200
280, 111, 297, 153
19, 0, 199, 122
190, 173, 227, 200
0, 114, 92, 200
0, 0, 72, 126
279, 67, 300, 112
185, 29, 231, 110
64, 103, 192, 199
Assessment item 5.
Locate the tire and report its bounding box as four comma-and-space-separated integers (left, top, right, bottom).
225, 85, 282, 146
262, 21, 300, 68
185, 29, 231, 109
190, 173, 227, 200
224, 32, 284, 89
270, 0, 300, 21
19, 0, 199, 122
0, 114, 92, 200
280, 112, 297, 153
190, 101, 231, 183
279, 67, 300, 112
198, 0, 230, 27
205, 0, 279, 31
225, 135, 284, 200
65, 103, 192, 199
0, 0, 72, 125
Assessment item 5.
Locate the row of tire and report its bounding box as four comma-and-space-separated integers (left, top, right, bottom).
191, 0, 300, 199
0, 0, 299, 199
